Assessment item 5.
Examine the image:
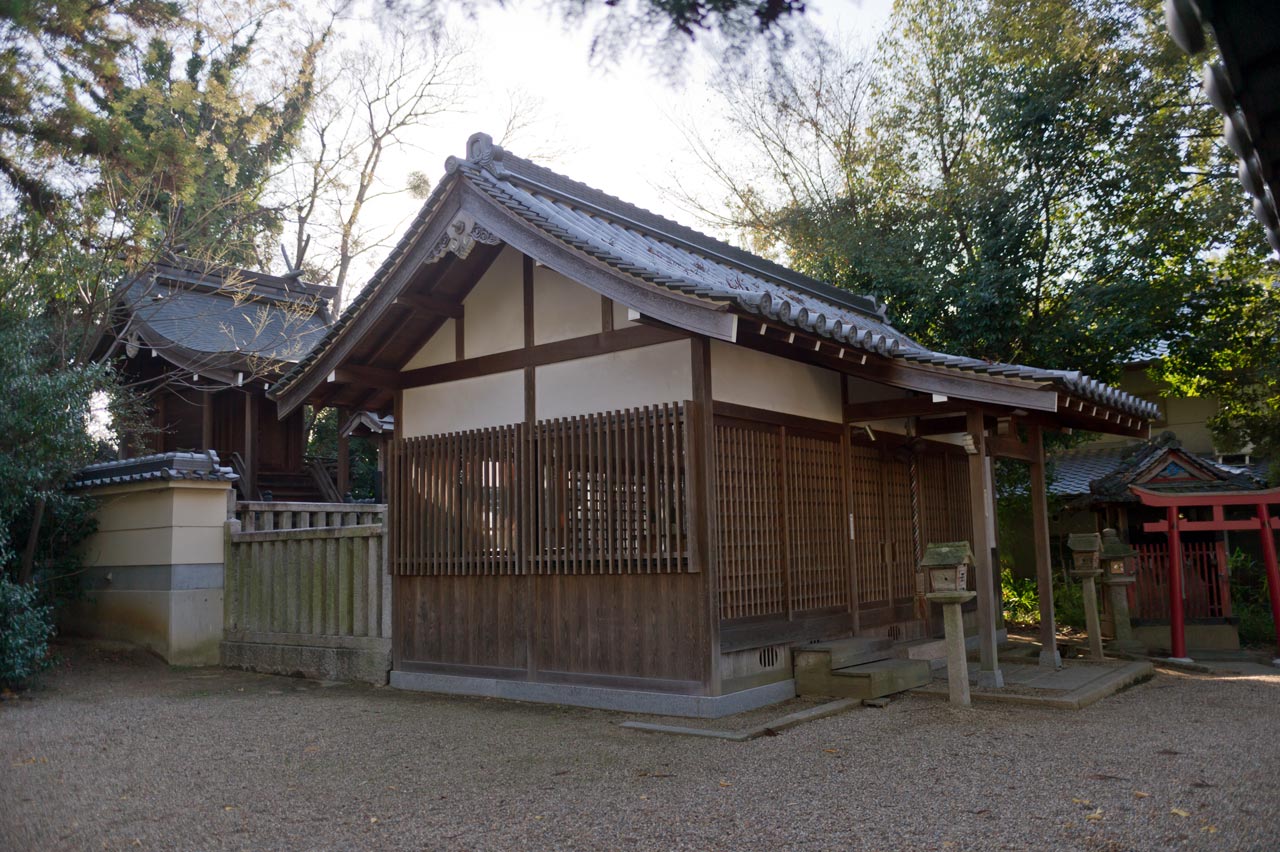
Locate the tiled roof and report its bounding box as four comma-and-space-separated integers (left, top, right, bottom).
273, 133, 1159, 421
120, 258, 331, 369
1050, 432, 1262, 500
70, 450, 238, 490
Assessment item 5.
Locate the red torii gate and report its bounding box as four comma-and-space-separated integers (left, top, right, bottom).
1130, 485, 1280, 661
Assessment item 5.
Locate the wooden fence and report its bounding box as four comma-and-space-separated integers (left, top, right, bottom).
222, 502, 391, 683
1132, 540, 1231, 621
388, 403, 689, 577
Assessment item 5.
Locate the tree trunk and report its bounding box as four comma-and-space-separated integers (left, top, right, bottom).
18, 495, 46, 585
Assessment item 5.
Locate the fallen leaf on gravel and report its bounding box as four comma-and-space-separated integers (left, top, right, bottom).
1201, 826, 1217, 833
223, 806, 236, 812
1170, 808, 1190, 818
304, 745, 321, 753
1086, 810, 1103, 822
12, 756, 47, 766
718, 780, 732, 788
1072, 798, 1092, 805
823, 749, 839, 754
370, 817, 378, 824
1134, 792, 1150, 799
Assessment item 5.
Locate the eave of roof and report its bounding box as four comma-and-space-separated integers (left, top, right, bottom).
270, 133, 1157, 425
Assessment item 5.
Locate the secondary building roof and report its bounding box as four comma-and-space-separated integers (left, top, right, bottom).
271, 132, 1157, 430
109, 256, 333, 385
70, 450, 239, 490
1051, 431, 1262, 504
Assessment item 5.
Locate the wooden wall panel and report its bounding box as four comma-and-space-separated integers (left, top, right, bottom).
394, 575, 526, 673
533, 573, 708, 685
786, 432, 849, 614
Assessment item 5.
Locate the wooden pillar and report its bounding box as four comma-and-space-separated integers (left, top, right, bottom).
690, 335, 721, 694
243, 391, 257, 501
523, 254, 536, 681
966, 409, 1003, 687
201, 391, 214, 451
1028, 425, 1060, 669
1256, 503, 1280, 660
336, 407, 351, 498
1167, 506, 1189, 661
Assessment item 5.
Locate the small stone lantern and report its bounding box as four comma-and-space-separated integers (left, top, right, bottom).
922, 541, 977, 707
1099, 528, 1144, 655
922, 541, 973, 593
1067, 532, 1105, 660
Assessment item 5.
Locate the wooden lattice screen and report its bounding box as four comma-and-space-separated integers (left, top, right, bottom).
715, 420, 848, 621
715, 421, 785, 619
389, 403, 689, 576
531, 404, 688, 574
918, 452, 973, 549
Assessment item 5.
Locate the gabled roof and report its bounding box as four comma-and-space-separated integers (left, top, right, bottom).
271, 133, 1157, 424
1051, 431, 1261, 503
113, 257, 333, 383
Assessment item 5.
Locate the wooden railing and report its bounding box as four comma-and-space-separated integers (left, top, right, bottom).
224, 502, 390, 641
388, 402, 690, 576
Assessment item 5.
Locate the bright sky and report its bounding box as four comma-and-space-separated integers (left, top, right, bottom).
345, 0, 895, 284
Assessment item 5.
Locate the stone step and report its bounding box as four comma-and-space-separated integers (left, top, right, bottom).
831, 659, 932, 699
794, 636, 894, 670
893, 637, 950, 669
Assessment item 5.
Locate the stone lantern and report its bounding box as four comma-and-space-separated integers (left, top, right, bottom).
1099, 528, 1144, 655
922, 541, 977, 706
1067, 532, 1105, 660
922, 541, 973, 593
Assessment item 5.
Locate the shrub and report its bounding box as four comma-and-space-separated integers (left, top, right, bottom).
1230, 549, 1276, 648
1000, 568, 1039, 626
0, 575, 55, 688
1053, 578, 1088, 630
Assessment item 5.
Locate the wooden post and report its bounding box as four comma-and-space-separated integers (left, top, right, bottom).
966, 409, 1003, 688
1167, 506, 1189, 661
243, 391, 258, 501
690, 335, 721, 694
336, 407, 351, 498
1028, 425, 1061, 669
1256, 503, 1280, 660
202, 391, 214, 451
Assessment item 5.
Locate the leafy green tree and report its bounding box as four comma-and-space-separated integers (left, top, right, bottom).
693, 0, 1269, 382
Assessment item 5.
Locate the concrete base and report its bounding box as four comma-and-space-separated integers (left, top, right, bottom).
1038, 648, 1063, 669
1133, 622, 1239, 653
60, 574, 224, 666
976, 669, 1005, 689
390, 670, 796, 718
222, 636, 391, 685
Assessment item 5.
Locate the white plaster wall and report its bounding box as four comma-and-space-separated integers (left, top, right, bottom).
710, 341, 842, 423
403, 319, 456, 370
462, 246, 524, 359
534, 265, 601, 345
612, 299, 636, 329
401, 371, 525, 436
536, 340, 693, 420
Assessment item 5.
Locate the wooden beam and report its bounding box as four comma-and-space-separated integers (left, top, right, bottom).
334, 364, 403, 388
843, 396, 970, 422
336, 406, 350, 497
243, 390, 258, 500
713, 401, 843, 435
394, 292, 464, 318
988, 434, 1035, 462
201, 390, 213, 450
399, 324, 687, 390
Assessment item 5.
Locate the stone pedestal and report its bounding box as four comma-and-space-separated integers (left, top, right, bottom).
1072, 568, 1105, 661
1102, 574, 1145, 655
926, 590, 978, 706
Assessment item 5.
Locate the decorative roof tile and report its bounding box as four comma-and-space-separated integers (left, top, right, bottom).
70, 450, 238, 490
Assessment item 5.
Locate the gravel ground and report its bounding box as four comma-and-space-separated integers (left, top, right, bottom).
2, 642, 1279, 852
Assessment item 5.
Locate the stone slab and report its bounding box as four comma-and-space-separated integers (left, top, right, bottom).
620, 698, 859, 741
222, 639, 391, 685
390, 670, 796, 718
915, 661, 1153, 710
